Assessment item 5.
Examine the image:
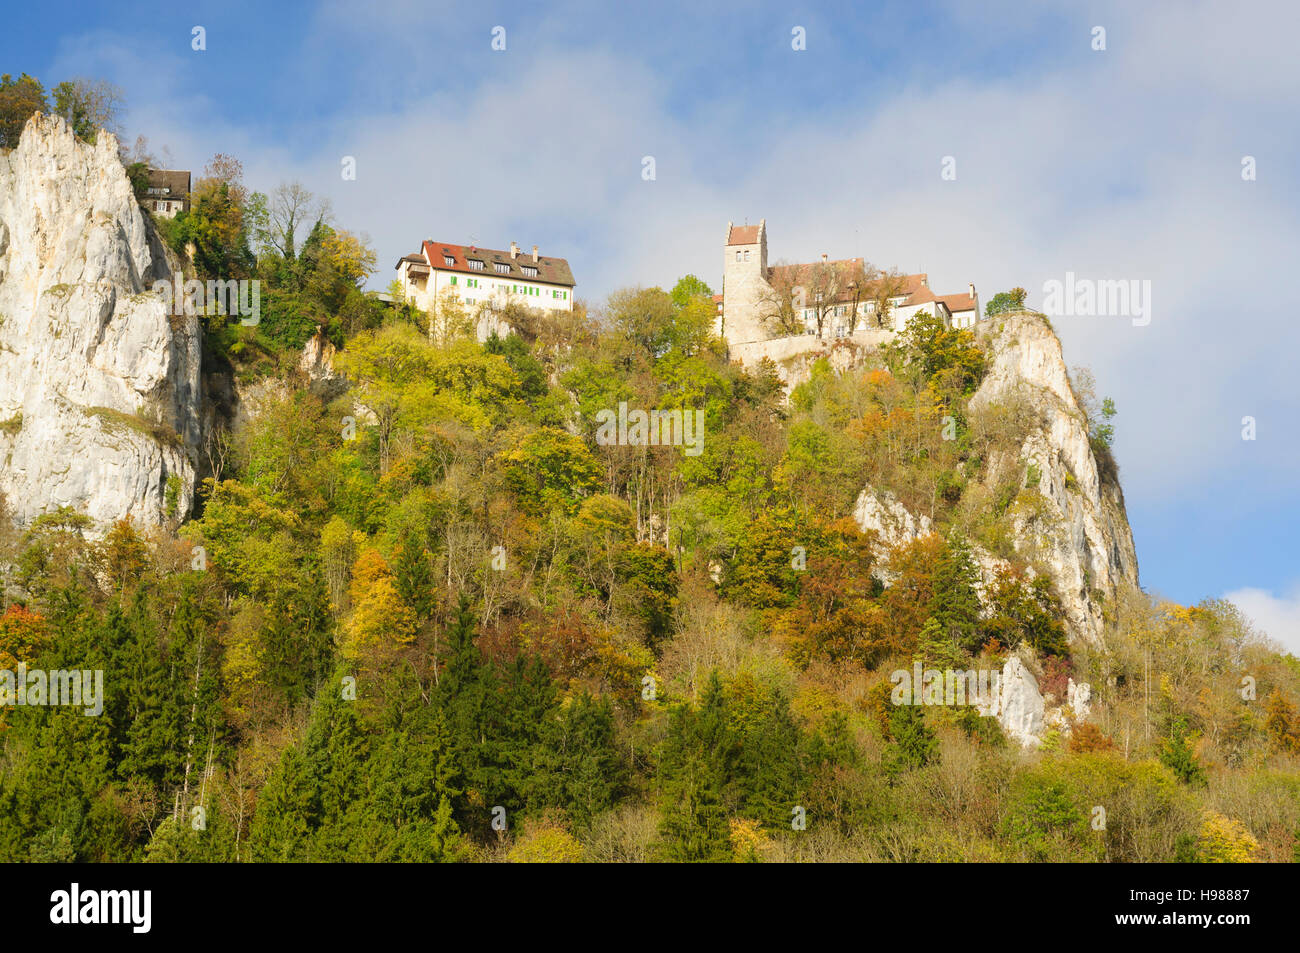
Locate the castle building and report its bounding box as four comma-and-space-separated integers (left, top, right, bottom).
395, 239, 576, 315
716, 218, 979, 345
720, 220, 771, 345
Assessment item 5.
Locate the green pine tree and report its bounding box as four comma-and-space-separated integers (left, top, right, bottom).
886, 703, 938, 776
927, 535, 982, 654
657, 672, 736, 861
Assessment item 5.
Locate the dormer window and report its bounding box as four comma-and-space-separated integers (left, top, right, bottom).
522, 266, 538, 277
468, 259, 485, 271
493, 262, 510, 274
444, 255, 455, 266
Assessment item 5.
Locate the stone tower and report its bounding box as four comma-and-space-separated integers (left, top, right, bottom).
721, 219, 772, 346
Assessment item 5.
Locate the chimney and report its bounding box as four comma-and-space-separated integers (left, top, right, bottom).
532, 245, 538, 263
510, 241, 519, 259
969, 282, 975, 298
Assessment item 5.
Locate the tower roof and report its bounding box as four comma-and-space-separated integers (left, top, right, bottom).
726, 223, 762, 246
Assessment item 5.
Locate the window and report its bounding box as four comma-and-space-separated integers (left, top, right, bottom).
494, 262, 510, 274
444, 255, 455, 266
468, 259, 484, 271
743, 250, 750, 262
449, 275, 457, 285
522, 266, 538, 277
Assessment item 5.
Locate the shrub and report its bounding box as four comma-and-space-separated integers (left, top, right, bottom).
507, 822, 585, 863
1193, 812, 1260, 863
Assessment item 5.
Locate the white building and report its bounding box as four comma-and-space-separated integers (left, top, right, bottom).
886, 278, 980, 331
395, 239, 576, 317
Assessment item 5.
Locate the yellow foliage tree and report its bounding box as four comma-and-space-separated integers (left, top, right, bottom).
1195, 812, 1261, 863
729, 816, 773, 863
507, 822, 585, 863
343, 549, 417, 667
320, 228, 377, 285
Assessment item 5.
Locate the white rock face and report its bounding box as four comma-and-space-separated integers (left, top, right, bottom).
994, 655, 1045, 747
852, 488, 933, 551
970, 314, 1139, 646
298, 329, 337, 383
853, 486, 1016, 605
0, 114, 201, 529
1067, 678, 1092, 720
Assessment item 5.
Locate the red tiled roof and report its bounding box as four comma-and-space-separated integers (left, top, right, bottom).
936, 292, 976, 312
766, 258, 864, 284
852, 272, 929, 302
396, 241, 575, 287
727, 224, 761, 246
902, 285, 939, 307
766, 259, 870, 304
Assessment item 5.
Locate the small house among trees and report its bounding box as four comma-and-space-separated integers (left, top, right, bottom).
141, 169, 191, 218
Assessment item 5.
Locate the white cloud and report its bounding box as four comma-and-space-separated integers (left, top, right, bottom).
1225, 585, 1300, 657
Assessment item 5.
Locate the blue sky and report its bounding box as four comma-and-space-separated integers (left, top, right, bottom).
4, 0, 1299, 649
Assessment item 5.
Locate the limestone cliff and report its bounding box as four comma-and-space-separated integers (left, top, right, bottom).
0, 114, 202, 530
968, 313, 1139, 645
852, 312, 1140, 649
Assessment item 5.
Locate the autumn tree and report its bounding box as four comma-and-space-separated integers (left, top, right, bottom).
1264, 690, 1300, 754
755, 260, 804, 336
51, 77, 123, 143
500, 427, 603, 516
983, 569, 1069, 657
0, 73, 48, 148
861, 266, 909, 330
343, 549, 417, 668
0, 605, 50, 670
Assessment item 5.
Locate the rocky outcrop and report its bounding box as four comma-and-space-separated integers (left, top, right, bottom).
0, 114, 201, 529
970, 313, 1139, 646
993, 655, 1045, 747
852, 488, 932, 552
975, 653, 1094, 747
849, 313, 1138, 650
853, 486, 1017, 603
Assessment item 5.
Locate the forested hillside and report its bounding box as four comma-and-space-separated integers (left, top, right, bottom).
1, 124, 1298, 863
